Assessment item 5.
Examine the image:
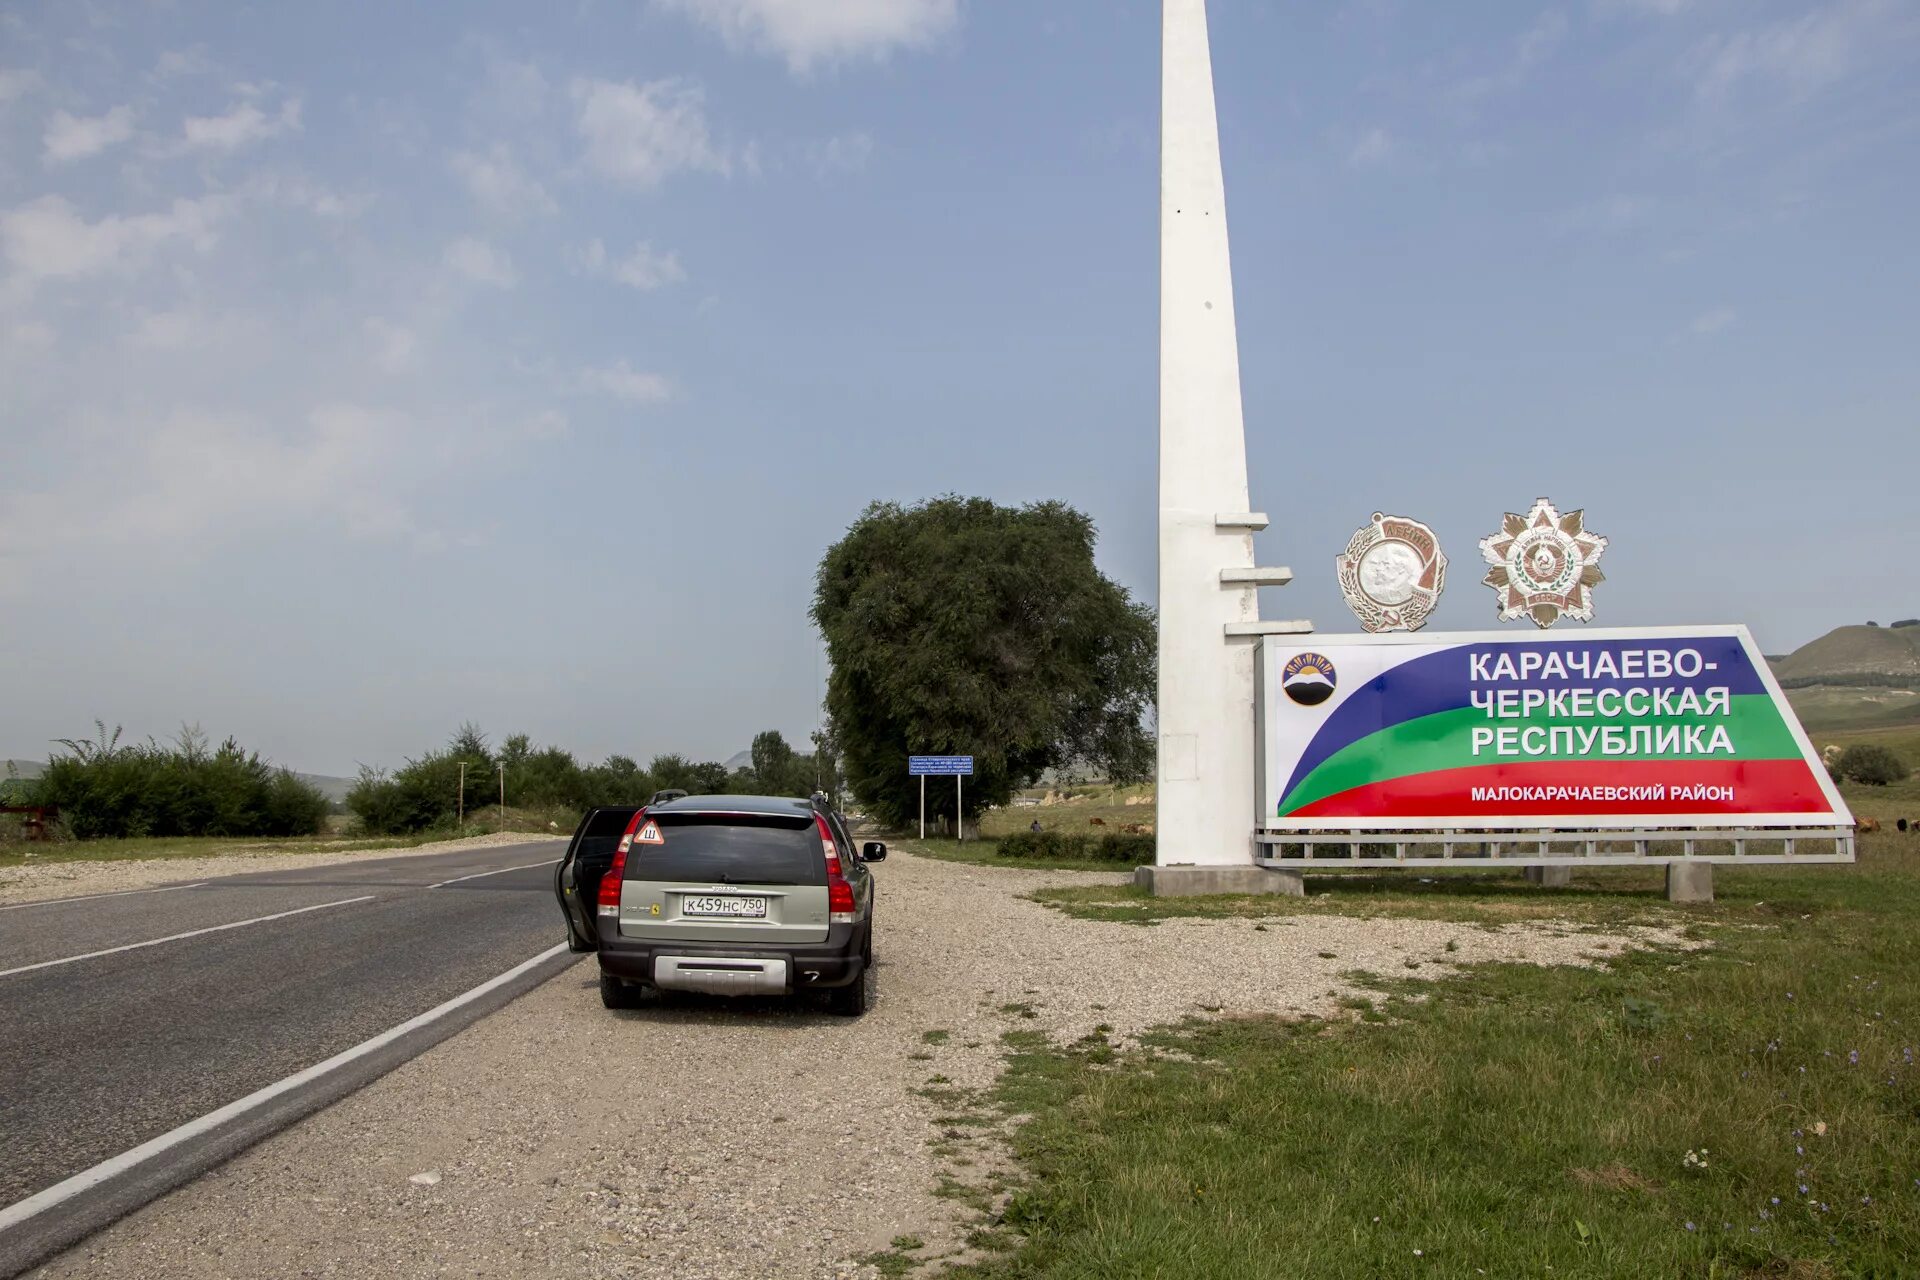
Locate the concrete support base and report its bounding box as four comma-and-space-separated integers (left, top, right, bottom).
1135, 864, 1306, 898
1525, 866, 1571, 888
1666, 862, 1714, 904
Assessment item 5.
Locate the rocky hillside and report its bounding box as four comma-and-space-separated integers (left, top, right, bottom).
1772, 623, 1920, 688
1773, 623, 1920, 733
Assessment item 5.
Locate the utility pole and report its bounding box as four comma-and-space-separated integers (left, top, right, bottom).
458, 761, 466, 829
498, 763, 505, 834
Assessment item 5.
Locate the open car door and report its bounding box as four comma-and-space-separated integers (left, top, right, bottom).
554, 805, 641, 951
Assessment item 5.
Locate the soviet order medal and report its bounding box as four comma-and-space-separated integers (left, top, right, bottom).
1478, 497, 1608, 628
1336, 512, 1447, 633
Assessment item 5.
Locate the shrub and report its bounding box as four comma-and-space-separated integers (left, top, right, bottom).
34, 723, 329, 839
1834, 744, 1909, 786
997, 830, 1155, 863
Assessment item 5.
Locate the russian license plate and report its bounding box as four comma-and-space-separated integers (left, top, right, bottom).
681, 895, 767, 919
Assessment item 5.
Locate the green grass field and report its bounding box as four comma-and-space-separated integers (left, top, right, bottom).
979, 784, 1156, 840
0, 805, 567, 869
944, 838, 1920, 1278
920, 771, 1920, 1279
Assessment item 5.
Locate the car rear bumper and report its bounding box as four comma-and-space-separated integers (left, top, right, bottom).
597, 923, 865, 994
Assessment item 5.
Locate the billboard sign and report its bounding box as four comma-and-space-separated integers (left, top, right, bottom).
909, 756, 974, 776
1257, 626, 1849, 832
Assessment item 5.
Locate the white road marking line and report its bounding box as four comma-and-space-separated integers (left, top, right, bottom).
0, 941, 571, 1234
426, 859, 556, 890
0, 896, 376, 980
0, 883, 208, 912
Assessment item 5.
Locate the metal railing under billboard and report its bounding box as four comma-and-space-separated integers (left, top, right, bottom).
1255, 827, 1855, 868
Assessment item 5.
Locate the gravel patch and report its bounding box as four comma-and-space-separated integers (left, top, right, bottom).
31, 848, 1694, 1279
0, 833, 558, 906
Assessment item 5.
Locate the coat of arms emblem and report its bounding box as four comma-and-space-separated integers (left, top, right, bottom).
1478, 497, 1608, 627
1336, 512, 1447, 633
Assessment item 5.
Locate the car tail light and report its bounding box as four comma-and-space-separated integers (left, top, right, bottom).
597, 846, 626, 913
600, 809, 645, 912
817, 812, 856, 924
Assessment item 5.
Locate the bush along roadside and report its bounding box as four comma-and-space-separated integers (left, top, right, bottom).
30, 723, 329, 840
996, 830, 1155, 863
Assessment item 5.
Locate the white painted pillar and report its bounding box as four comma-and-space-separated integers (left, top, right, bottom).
1157, 0, 1261, 867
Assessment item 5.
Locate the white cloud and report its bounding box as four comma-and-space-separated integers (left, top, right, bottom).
1555, 193, 1655, 235
1346, 126, 1394, 168
1689, 3, 1890, 101
131, 309, 216, 351
154, 48, 214, 79
0, 404, 426, 588
179, 96, 301, 152
482, 54, 549, 119
364, 317, 418, 372
44, 105, 136, 163
1689, 305, 1738, 335
522, 408, 569, 439
8, 320, 54, 352
1600, 0, 1692, 15
577, 360, 674, 403
575, 238, 686, 290
806, 132, 873, 176
571, 77, 730, 187
1452, 10, 1569, 104
451, 144, 557, 218
443, 236, 517, 287
0, 69, 40, 103
654, 0, 959, 73
1, 194, 231, 290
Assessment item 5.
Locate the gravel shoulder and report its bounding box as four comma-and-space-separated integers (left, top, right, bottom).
0, 833, 557, 906
32, 848, 1695, 1279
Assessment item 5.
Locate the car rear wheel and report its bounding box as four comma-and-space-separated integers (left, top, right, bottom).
600, 974, 645, 1010
828, 954, 875, 1017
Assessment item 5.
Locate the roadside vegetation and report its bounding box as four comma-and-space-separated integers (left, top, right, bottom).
345, 724, 834, 835
0, 826, 513, 870
13, 723, 329, 840
921, 774, 1920, 1278
813, 496, 1154, 835
4, 721, 841, 854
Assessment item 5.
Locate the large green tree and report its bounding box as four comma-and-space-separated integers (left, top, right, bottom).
812, 496, 1154, 828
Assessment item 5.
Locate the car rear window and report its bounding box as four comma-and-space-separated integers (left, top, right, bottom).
626, 812, 823, 885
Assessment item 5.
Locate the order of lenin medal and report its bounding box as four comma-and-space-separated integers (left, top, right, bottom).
1478, 496, 1608, 628
1336, 512, 1448, 633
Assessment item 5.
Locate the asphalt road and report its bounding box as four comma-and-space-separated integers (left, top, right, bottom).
0, 841, 579, 1277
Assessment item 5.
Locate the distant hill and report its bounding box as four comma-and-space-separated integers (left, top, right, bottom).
1772, 624, 1920, 687
298, 773, 356, 804
723, 750, 753, 772
1772, 623, 1920, 733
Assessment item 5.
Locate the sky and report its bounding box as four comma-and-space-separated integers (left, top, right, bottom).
2, 0, 1917, 777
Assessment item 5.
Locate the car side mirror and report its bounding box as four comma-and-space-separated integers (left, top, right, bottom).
860, 841, 888, 863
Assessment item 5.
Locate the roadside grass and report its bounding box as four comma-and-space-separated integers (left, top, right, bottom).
979, 784, 1154, 840
0, 806, 567, 869
894, 836, 1129, 875
1804, 721, 1920, 759
1029, 874, 1676, 928
1030, 835, 1906, 928
945, 836, 1920, 1278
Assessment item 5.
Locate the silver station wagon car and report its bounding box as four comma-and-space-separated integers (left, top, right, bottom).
565, 794, 884, 1016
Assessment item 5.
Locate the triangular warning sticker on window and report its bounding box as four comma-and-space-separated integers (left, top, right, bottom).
636, 821, 664, 845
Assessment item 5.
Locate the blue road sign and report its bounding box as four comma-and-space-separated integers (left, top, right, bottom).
909, 755, 974, 776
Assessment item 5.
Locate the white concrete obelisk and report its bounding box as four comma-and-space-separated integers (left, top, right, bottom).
1157, 0, 1262, 867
